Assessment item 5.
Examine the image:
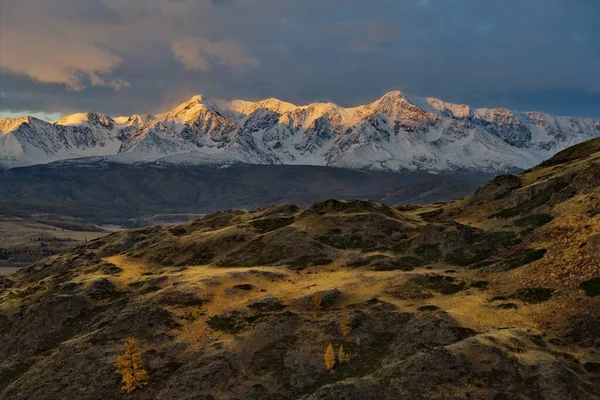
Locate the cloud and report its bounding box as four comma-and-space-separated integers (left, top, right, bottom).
0, 0, 598, 118
171, 37, 259, 71
209, 0, 234, 6
322, 19, 402, 53
0, 30, 126, 91
0, 0, 258, 90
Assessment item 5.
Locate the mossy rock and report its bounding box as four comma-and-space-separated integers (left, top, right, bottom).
372, 256, 425, 271
100, 263, 122, 275
247, 297, 287, 312
470, 281, 488, 289
514, 214, 553, 228
444, 246, 492, 266
0, 361, 34, 391
511, 288, 554, 303
414, 244, 442, 262
444, 231, 520, 266
233, 284, 256, 291
249, 335, 297, 380
391, 238, 414, 254
86, 278, 118, 300
580, 278, 600, 297
584, 362, 600, 373
495, 303, 518, 310
417, 305, 441, 312
482, 249, 547, 272
418, 209, 444, 221
206, 312, 247, 334
316, 234, 379, 250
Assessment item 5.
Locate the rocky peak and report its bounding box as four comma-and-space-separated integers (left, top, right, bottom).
370, 91, 425, 120
425, 98, 473, 119
162, 94, 224, 122
0, 116, 35, 134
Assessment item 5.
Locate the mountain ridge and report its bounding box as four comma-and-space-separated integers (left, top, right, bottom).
2, 91, 599, 171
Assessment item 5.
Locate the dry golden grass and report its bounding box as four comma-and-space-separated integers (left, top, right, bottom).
0, 215, 115, 247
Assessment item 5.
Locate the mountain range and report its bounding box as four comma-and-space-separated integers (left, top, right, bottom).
2, 91, 599, 172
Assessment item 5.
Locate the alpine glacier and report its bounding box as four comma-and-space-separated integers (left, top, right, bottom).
1, 91, 599, 172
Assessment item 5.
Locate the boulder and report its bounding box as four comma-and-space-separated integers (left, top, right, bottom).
247, 297, 287, 312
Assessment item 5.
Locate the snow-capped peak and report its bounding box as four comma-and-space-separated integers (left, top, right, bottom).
424, 98, 473, 119
1, 91, 599, 172
0, 116, 35, 135
56, 112, 115, 129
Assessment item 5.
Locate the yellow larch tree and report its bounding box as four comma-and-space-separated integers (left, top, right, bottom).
338, 344, 350, 364
324, 343, 336, 372
313, 292, 323, 311
339, 311, 352, 338
114, 338, 149, 393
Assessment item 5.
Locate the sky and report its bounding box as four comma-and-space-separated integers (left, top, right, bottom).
0, 0, 599, 120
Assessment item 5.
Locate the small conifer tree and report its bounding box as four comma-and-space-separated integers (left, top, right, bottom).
114, 338, 149, 393
340, 311, 352, 338
324, 343, 336, 372
338, 345, 351, 364
313, 292, 323, 311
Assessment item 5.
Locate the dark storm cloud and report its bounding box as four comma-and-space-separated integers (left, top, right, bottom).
0, 0, 598, 118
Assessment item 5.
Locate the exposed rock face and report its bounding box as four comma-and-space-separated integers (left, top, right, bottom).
2, 92, 600, 172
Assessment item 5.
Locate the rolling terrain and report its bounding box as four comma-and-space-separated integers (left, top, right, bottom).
0, 139, 599, 399
0, 215, 115, 274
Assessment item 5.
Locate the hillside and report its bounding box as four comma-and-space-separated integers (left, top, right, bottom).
0, 139, 599, 399
0, 163, 487, 225
2, 92, 599, 172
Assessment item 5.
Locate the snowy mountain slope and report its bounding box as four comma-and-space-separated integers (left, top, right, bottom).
0, 114, 127, 169
1, 91, 599, 172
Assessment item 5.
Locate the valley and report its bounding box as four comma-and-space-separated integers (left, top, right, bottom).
1, 138, 599, 399
0, 214, 117, 274
0, 163, 487, 225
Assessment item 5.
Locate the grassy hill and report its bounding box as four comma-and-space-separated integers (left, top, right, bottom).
0, 140, 599, 399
